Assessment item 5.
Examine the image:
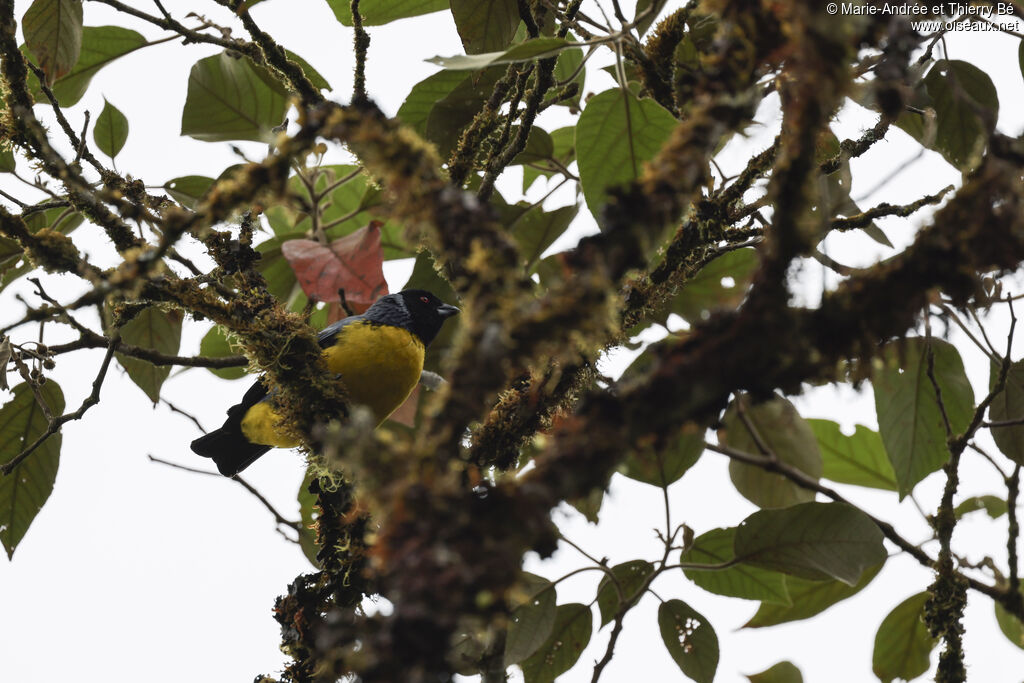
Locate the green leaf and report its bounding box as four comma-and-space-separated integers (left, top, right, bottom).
747, 661, 804, 683
551, 47, 584, 108
0, 235, 22, 271
421, 67, 506, 157
658, 600, 718, 683
723, 395, 823, 509
451, 0, 520, 54
575, 88, 677, 225
668, 248, 758, 324
257, 232, 304, 302
508, 203, 577, 272
635, 0, 670, 36
567, 486, 604, 523
504, 573, 557, 666
523, 125, 576, 192
283, 49, 331, 90
41, 26, 147, 106
734, 502, 886, 585
922, 59, 999, 172
297, 467, 319, 568
807, 419, 898, 491
199, 326, 246, 381
22, 0, 82, 84
873, 338, 975, 497
744, 563, 883, 628
872, 592, 937, 683
395, 70, 468, 138
510, 127, 554, 166
995, 601, 1024, 650
93, 98, 128, 159
427, 37, 577, 70
181, 51, 289, 142
520, 603, 592, 683
988, 358, 1024, 465
954, 494, 1008, 519
682, 527, 790, 604
114, 307, 184, 404
0, 381, 64, 559
620, 423, 703, 487
596, 560, 654, 626
0, 147, 16, 173
23, 206, 82, 235
265, 165, 409, 259
163, 175, 214, 209
328, 0, 449, 26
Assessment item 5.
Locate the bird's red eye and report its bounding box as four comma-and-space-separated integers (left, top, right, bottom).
420, 296, 429, 303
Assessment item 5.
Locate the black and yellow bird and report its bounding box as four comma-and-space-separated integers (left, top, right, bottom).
190, 289, 459, 476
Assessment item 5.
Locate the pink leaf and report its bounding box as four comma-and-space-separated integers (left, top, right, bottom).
281, 222, 388, 313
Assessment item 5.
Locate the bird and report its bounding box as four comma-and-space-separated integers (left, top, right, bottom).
190, 289, 459, 476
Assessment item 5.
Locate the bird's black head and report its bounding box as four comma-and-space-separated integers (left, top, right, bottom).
364, 289, 459, 346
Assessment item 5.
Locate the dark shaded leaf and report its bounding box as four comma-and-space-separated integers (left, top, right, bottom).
508, 203, 577, 272
923, 59, 998, 172
297, 467, 319, 568
723, 395, 822, 509
635, 0, 670, 36
199, 326, 246, 381
567, 486, 604, 523
621, 424, 703, 487
114, 307, 184, 404
424, 67, 508, 157
451, 0, 519, 54
658, 599, 718, 683
0, 147, 15, 173
734, 502, 886, 585
872, 592, 937, 683
576, 89, 677, 224
596, 560, 654, 626
93, 98, 128, 159
747, 661, 803, 683
520, 603, 592, 683
873, 338, 974, 497
682, 527, 790, 604
328, 0, 449, 26
256, 232, 303, 302
551, 47, 584, 108
22, 0, 82, 84
988, 358, 1024, 465
995, 601, 1024, 650
181, 51, 288, 142
504, 573, 557, 666
280, 222, 388, 312
667, 248, 758, 324
744, 564, 883, 628
808, 419, 898, 491
0, 381, 64, 558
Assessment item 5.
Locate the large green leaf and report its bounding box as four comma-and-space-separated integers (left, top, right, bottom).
0, 381, 64, 559
747, 661, 804, 683
988, 358, 1024, 465
723, 395, 822, 509
744, 564, 883, 628
596, 560, 654, 626
873, 338, 974, 497
504, 573, 557, 666
114, 307, 184, 403
682, 527, 790, 604
576, 89, 677, 224
922, 60, 998, 172
297, 467, 319, 568
520, 603, 592, 683
327, 0, 449, 26
620, 424, 703, 487
199, 326, 246, 381
872, 592, 937, 683
734, 502, 886, 585
995, 601, 1024, 650
181, 51, 289, 142
658, 600, 718, 683
427, 37, 577, 70
551, 46, 584, 109
93, 98, 128, 159
450, 0, 519, 54
22, 0, 82, 84
163, 175, 214, 209
505, 203, 577, 272
32, 26, 147, 106
668, 248, 759, 324
808, 419, 898, 491
396, 70, 468, 138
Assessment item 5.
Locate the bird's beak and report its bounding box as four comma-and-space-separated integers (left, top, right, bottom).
437, 303, 460, 318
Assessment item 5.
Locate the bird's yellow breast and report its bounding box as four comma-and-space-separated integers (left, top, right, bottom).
240, 321, 425, 448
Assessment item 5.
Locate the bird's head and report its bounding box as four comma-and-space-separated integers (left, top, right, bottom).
366, 289, 459, 345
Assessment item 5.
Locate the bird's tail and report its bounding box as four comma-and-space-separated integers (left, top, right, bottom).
190, 421, 271, 477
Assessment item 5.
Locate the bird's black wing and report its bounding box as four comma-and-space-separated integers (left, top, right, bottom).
317, 313, 365, 348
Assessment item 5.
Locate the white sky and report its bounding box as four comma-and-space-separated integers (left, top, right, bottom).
2, 2, 1024, 682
